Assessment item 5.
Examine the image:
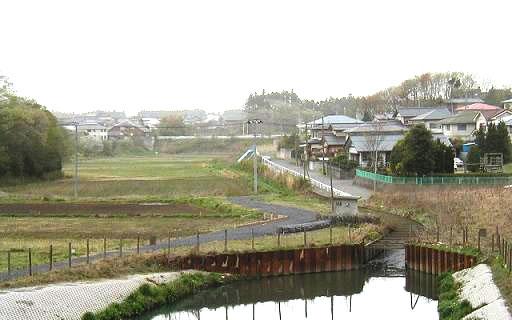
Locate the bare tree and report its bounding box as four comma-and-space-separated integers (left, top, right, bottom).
363, 121, 385, 192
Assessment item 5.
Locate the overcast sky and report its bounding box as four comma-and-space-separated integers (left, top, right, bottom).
1, 0, 511, 115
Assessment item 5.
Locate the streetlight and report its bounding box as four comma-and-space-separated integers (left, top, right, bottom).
247, 119, 263, 194
71, 121, 79, 198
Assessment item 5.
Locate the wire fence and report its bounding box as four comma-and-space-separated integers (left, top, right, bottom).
356, 169, 512, 186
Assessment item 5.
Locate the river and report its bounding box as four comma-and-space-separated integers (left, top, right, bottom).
137, 249, 439, 320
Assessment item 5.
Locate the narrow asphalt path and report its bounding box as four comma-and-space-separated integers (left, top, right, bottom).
270, 159, 373, 200
0, 196, 318, 282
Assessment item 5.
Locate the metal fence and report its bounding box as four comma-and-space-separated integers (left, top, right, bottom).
356, 169, 512, 185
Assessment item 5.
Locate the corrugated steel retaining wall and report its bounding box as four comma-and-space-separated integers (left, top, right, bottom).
175, 244, 382, 276
405, 244, 476, 274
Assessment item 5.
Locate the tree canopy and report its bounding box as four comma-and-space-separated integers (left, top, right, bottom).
0, 93, 70, 178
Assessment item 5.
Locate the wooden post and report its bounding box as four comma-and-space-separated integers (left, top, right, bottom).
436, 225, 440, 243
449, 226, 453, 247
7, 250, 11, 276
86, 239, 90, 264
137, 234, 140, 255
103, 236, 107, 259
509, 249, 512, 273
196, 232, 200, 253
68, 242, 72, 268
251, 228, 255, 250
462, 227, 466, 246
465, 226, 469, 245
28, 248, 32, 276
349, 225, 352, 243
329, 226, 333, 245
119, 238, 123, 257
478, 232, 481, 252
168, 232, 171, 256
492, 234, 495, 252
224, 229, 228, 252
303, 230, 307, 247
277, 232, 281, 248
49, 245, 53, 271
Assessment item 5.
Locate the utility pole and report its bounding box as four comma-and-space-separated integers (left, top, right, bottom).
72, 121, 79, 198
247, 119, 263, 194
329, 159, 335, 214
321, 116, 326, 175
303, 123, 308, 180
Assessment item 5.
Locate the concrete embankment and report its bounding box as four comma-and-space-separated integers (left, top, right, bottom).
453, 264, 511, 320
0, 271, 192, 320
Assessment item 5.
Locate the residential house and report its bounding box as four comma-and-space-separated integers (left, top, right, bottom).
221, 109, 248, 134
438, 111, 487, 141
63, 122, 108, 141
455, 102, 501, 114
396, 107, 441, 125
303, 115, 362, 159
501, 98, 512, 110
407, 107, 451, 131
108, 120, 147, 140
446, 97, 484, 114
344, 121, 407, 167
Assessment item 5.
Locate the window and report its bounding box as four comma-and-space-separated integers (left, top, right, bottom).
429, 123, 440, 129
445, 124, 451, 131
457, 124, 467, 131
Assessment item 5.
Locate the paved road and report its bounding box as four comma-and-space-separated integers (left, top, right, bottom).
271, 159, 373, 200
0, 196, 318, 282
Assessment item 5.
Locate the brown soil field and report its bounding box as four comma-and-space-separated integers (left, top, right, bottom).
0, 203, 210, 217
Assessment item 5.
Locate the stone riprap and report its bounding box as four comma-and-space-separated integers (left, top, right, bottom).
452, 264, 512, 320
0, 271, 191, 320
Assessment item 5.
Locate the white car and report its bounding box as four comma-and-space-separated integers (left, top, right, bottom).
454, 158, 464, 169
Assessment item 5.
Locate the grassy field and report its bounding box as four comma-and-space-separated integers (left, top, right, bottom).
3, 154, 250, 199
0, 154, 265, 272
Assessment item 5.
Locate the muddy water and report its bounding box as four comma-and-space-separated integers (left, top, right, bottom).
138, 249, 439, 320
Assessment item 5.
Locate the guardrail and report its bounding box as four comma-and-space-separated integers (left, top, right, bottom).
356, 169, 512, 185
261, 158, 353, 197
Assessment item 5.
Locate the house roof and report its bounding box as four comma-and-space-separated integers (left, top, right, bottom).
479, 108, 510, 121
438, 111, 482, 125
446, 98, 484, 104
324, 135, 346, 146
409, 108, 451, 121
307, 115, 362, 125
222, 109, 247, 122
344, 121, 406, 134
397, 107, 439, 118
348, 134, 404, 152
79, 123, 106, 130
455, 103, 500, 112
329, 123, 362, 131
110, 120, 145, 129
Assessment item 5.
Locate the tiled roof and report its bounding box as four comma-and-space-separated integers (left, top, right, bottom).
409, 108, 451, 121
455, 103, 500, 112
397, 107, 439, 118
348, 134, 404, 152
344, 121, 406, 134
307, 115, 362, 125
438, 111, 481, 124
324, 135, 346, 146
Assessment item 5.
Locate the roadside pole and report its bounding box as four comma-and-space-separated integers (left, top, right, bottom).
72, 121, 79, 198
248, 119, 263, 194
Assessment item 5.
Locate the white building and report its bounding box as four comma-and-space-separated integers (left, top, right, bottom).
63, 122, 108, 141
438, 111, 487, 141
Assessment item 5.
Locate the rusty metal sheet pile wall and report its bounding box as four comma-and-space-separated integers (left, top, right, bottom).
405, 244, 476, 274
175, 244, 373, 276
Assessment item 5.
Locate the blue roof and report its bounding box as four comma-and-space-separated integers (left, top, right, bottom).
308, 115, 362, 125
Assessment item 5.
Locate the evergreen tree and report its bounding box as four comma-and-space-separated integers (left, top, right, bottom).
496, 121, 512, 163
432, 139, 454, 173
401, 125, 435, 175
466, 145, 481, 172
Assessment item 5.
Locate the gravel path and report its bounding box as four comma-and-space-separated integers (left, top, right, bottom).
270, 159, 373, 199
0, 196, 318, 282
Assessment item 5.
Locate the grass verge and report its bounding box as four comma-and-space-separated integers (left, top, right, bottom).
490, 256, 512, 309
81, 272, 232, 320
437, 272, 474, 320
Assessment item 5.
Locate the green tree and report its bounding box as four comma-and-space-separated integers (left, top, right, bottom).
496, 121, 512, 163
389, 140, 405, 175
432, 139, 454, 173
466, 145, 481, 172
158, 115, 188, 136
400, 125, 435, 175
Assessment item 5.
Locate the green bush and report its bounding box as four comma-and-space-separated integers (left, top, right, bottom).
437, 273, 474, 320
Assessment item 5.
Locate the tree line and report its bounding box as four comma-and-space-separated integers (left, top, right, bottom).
0, 88, 70, 179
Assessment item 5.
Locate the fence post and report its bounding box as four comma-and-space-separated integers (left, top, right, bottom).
349, 225, 352, 243
465, 226, 469, 246
251, 228, 255, 250
329, 226, 333, 245
436, 225, 440, 243
7, 250, 11, 276
449, 226, 453, 247
196, 232, 200, 253
168, 232, 171, 257
137, 234, 140, 255
224, 229, 228, 252
509, 249, 512, 273
101, 236, 106, 259
28, 248, 32, 276
68, 242, 72, 268
49, 245, 53, 271
119, 238, 123, 257
478, 232, 481, 252
86, 239, 90, 264
303, 230, 307, 248
492, 234, 495, 252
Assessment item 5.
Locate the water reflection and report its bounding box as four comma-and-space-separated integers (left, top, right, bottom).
139, 250, 439, 320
